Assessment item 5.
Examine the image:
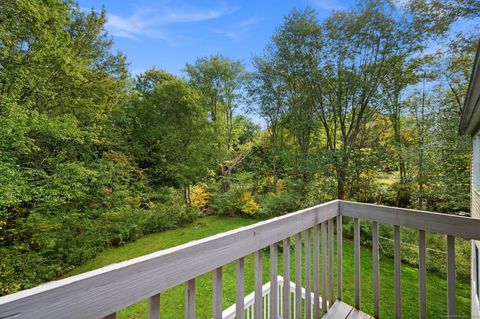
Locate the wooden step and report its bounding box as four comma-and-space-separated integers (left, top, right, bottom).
322, 300, 372, 319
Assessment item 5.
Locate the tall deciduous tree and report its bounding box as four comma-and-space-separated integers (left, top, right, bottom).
316, 1, 418, 199
0, 1, 128, 134
128, 74, 217, 201
265, 8, 322, 198
249, 56, 286, 193
185, 55, 249, 191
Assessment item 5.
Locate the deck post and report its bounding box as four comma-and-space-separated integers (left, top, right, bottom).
255, 250, 263, 319
419, 230, 426, 319
322, 222, 328, 312
213, 267, 223, 319
372, 221, 379, 318
270, 243, 278, 319
295, 232, 302, 319
236, 257, 245, 319
184, 279, 195, 319
305, 228, 312, 319
283, 238, 291, 319
337, 215, 343, 301
447, 235, 456, 318
394, 225, 401, 319
148, 293, 160, 319
328, 219, 334, 306
314, 225, 320, 319
354, 218, 360, 310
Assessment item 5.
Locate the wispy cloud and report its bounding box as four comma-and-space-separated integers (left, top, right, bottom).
106, 3, 237, 41
211, 16, 261, 41
312, 0, 346, 11
211, 29, 239, 40
238, 16, 260, 28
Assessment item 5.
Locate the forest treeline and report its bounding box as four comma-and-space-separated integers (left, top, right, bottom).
1, 0, 479, 295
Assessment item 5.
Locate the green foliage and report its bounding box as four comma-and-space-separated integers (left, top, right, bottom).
127, 76, 217, 188
211, 173, 261, 217
258, 192, 301, 218
0, 0, 478, 302
1, 198, 198, 295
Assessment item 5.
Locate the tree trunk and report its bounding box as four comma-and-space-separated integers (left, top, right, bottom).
337, 167, 347, 200
184, 185, 191, 205
219, 164, 229, 193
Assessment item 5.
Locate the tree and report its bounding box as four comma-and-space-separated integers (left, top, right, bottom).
262, 8, 323, 198
406, 0, 480, 34
185, 55, 248, 153
0, 1, 129, 134
134, 68, 176, 96
315, 1, 421, 199
128, 74, 217, 202
249, 56, 286, 193
185, 55, 249, 191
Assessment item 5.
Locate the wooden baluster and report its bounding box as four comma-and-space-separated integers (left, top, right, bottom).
270, 243, 278, 319
148, 293, 160, 319
184, 278, 195, 319
372, 221, 380, 319
447, 235, 456, 318
394, 225, 401, 319
354, 218, 361, 310
236, 257, 245, 319
283, 237, 291, 319
328, 219, 334, 306
419, 230, 426, 319
295, 232, 302, 319
265, 292, 269, 318
314, 225, 320, 319
279, 279, 283, 317
337, 215, 342, 301
305, 228, 312, 319
213, 267, 222, 319
255, 250, 263, 319
322, 222, 328, 312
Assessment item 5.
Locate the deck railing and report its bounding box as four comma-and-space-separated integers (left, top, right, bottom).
222, 275, 324, 319
1, 200, 480, 319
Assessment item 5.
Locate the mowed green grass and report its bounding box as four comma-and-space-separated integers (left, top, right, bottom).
64, 216, 471, 319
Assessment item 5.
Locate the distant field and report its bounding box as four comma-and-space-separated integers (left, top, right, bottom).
64, 216, 471, 319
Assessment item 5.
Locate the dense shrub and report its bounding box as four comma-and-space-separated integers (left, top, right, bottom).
258, 192, 301, 217
211, 172, 263, 217
211, 187, 262, 217
0, 204, 198, 295
190, 183, 211, 209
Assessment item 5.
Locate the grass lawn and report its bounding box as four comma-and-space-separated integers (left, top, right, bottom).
64, 216, 471, 319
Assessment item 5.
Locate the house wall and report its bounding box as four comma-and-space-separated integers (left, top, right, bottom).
472, 138, 480, 318
472, 189, 480, 318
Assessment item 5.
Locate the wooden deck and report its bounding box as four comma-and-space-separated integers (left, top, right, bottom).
2, 200, 480, 319
323, 301, 372, 319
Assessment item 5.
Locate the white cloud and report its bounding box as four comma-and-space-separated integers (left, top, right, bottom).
238, 16, 260, 28
105, 4, 236, 41
211, 29, 239, 40
211, 16, 260, 41
312, 0, 346, 11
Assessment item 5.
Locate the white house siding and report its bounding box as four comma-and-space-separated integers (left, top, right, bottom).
472, 142, 480, 318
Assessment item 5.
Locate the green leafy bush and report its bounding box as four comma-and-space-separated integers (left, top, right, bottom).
0, 204, 199, 296
258, 192, 301, 217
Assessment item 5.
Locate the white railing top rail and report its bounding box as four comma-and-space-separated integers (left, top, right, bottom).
339, 201, 480, 239
1, 200, 480, 319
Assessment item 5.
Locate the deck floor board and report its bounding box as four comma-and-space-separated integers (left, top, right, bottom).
322, 300, 371, 319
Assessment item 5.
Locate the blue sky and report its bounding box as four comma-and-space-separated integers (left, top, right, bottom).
78, 0, 355, 76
